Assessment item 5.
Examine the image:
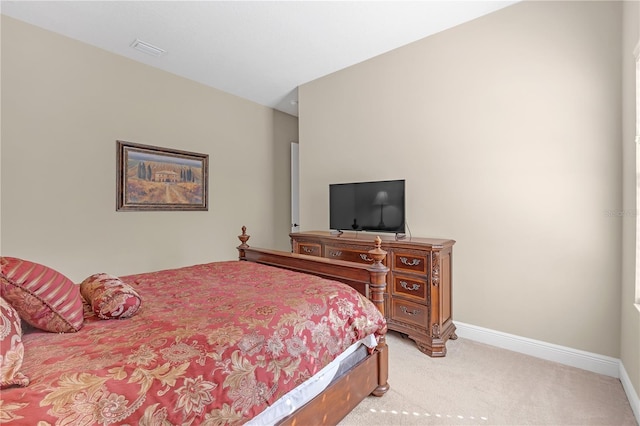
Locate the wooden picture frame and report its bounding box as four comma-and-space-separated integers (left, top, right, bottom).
116, 140, 208, 211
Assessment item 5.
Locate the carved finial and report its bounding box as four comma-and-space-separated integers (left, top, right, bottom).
368, 236, 387, 270
237, 226, 250, 249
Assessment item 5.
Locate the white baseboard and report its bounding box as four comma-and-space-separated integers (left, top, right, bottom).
455, 322, 640, 425
620, 362, 640, 425
455, 321, 620, 376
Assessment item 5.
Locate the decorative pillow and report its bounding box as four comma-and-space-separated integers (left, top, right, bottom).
0, 296, 29, 388
80, 273, 141, 320
0, 257, 84, 333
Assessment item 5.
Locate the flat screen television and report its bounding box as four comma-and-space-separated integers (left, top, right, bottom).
329, 179, 405, 234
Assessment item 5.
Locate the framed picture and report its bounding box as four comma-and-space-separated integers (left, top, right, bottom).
116, 140, 208, 211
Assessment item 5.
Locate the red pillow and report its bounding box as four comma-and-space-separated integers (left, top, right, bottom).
0, 296, 29, 388
80, 273, 141, 320
0, 257, 84, 333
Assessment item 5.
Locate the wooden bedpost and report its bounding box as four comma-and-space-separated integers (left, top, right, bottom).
367, 236, 387, 317
237, 226, 250, 260
366, 236, 390, 396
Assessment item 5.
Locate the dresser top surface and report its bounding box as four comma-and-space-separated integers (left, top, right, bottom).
290, 230, 455, 249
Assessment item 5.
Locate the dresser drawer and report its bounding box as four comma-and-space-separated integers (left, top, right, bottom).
393, 251, 428, 274
391, 299, 429, 328
297, 242, 321, 257
392, 274, 427, 302
324, 245, 381, 265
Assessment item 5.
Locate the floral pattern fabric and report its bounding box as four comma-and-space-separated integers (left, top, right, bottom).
0, 296, 29, 389
80, 273, 142, 319
1, 261, 386, 425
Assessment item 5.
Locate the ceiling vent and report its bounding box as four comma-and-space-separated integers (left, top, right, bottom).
130, 39, 166, 57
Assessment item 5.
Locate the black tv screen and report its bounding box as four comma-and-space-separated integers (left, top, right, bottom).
329, 179, 405, 234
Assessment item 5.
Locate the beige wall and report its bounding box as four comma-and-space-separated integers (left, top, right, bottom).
0, 16, 298, 281
0, 15, 3, 256
622, 0, 640, 407
300, 0, 624, 359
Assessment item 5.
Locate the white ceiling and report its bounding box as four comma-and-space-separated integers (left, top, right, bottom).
1, 1, 517, 116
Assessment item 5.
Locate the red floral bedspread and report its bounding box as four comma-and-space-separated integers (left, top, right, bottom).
1, 261, 386, 425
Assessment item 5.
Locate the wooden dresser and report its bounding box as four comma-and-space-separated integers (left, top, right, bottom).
290, 231, 457, 357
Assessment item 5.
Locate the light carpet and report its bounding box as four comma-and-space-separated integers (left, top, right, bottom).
339, 331, 637, 425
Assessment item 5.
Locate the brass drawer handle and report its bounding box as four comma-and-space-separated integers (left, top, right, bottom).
329, 250, 342, 257
400, 257, 421, 266
359, 254, 373, 262
302, 247, 315, 254
400, 306, 421, 316
400, 281, 420, 291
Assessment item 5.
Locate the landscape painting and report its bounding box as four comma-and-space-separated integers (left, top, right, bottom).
116, 140, 208, 211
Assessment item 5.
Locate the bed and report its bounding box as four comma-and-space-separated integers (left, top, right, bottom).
0, 227, 389, 425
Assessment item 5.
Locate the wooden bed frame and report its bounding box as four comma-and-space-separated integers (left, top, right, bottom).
236, 227, 390, 425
